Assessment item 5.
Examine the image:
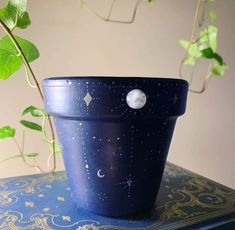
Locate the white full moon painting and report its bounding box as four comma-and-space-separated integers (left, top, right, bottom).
126, 89, 147, 109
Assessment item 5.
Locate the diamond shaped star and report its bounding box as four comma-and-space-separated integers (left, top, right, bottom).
84, 92, 92, 106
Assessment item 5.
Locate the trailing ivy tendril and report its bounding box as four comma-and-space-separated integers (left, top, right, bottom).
178, 0, 227, 93
0, 0, 57, 173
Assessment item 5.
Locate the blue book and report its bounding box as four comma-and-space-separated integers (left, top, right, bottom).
0, 162, 235, 229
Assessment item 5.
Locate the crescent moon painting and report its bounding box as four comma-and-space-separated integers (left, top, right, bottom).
126, 89, 147, 109
97, 169, 105, 178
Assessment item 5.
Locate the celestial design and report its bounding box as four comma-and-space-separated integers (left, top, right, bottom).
25, 201, 34, 207
83, 92, 92, 106
78, 122, 91, 180
57, 196, 65, 202
97, 169, 105, 178
127, 179, 132, 187
119, 176, 136, 199
126, 89, 147, 109
76, 224, 100, 230
25, 187, 35, 193
43, 78, 189, 216
124, 125, 135, 198
43, 208, 50, 212
98, 192, 108, 202
62, 215, 71, 222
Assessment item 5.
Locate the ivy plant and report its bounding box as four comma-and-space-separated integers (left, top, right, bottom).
0, 0, 57, 172
178, 0, 227, 93
0, 0, 38, 79
0, 0, 227, 172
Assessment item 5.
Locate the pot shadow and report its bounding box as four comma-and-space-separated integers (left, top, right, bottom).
113, 205, 161, 221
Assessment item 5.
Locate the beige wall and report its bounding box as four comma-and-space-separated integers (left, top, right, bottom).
0, 0, 235, 189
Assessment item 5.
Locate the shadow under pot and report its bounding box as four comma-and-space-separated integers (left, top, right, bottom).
42, 76, 188, 217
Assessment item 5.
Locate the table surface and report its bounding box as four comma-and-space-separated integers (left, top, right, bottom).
0, 162, 235, 230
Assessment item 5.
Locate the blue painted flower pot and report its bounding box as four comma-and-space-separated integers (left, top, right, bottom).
42, 77, 188, 217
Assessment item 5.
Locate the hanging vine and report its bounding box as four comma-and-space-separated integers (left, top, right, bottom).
0, 1, 57, 173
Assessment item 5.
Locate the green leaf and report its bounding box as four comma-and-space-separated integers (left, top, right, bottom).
188, 43, 201, 57
207, 25, 217, 52
0, 0, 31, 31
0, 49, 22, 79
198, 43, 208, 51
201, 47, 224, 65
15, 36, 39, 62
25, 152, 39, 158
183, 56, 196, 66
209, 11, 217, 21
22, 105, 47, 117
199, 29, 209, 44
31, 109, 46, 117
0, 35, 40, 62
0, 125, 15, 139
20, 120, 42, 132
201, 47, 214, 58
22, 105, 37, 116
0, 35, 39, 80
178, 39, 201, 57
211, 64, 228, 77
179, 39, 190, 50
199, 25, 217, 52
213, 53, 224, 65
15, 11, 31, 29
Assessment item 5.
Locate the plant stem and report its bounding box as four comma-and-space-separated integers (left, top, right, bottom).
179, 0, 202, 78
107, 0, 117, 20
12, 137, 42, 171
80, 0, 143, 24
24, 65, 36, 88
189, 63, 212, 93
0, 155, 22, 164
188, 59, 199, 85
42, 115, 54, 143
0, 18, 56, 173
0, 19, 43, 99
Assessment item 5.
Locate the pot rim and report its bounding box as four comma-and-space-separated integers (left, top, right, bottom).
43, 76, 188, 87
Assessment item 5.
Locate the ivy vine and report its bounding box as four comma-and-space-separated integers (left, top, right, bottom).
0, 0, 56, 172
178, 0, 227, 93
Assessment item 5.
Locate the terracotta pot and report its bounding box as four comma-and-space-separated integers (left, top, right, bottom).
43, 77, 188, 217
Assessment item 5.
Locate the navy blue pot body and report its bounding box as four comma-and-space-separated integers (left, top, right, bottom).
43, 77, 188, 217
